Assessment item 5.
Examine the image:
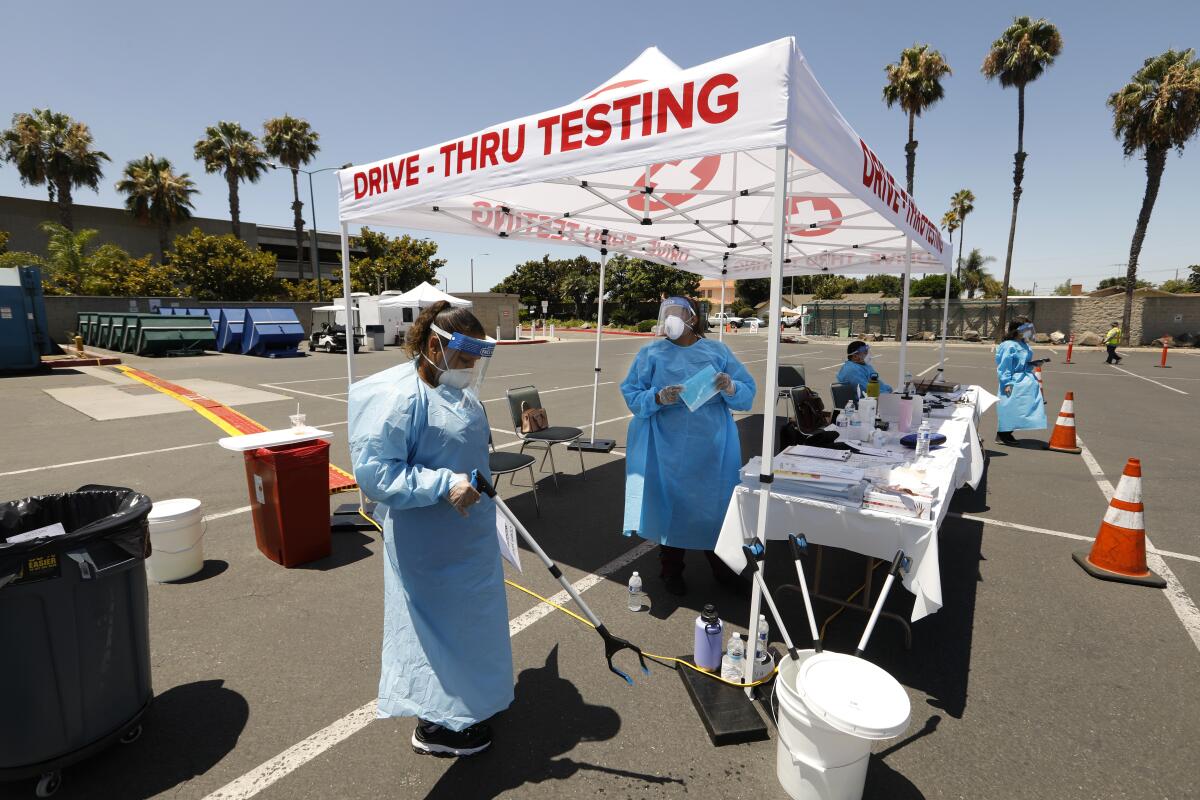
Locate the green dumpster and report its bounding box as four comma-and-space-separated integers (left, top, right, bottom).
135, 316, 216, 356
94, 314, 114, 350
75, 312, 90, 345
105, 314, 133, 351
121, 314, 162, 353
84, 313, 101, 346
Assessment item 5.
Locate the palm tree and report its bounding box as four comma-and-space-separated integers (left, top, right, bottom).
116, 155, 198, 263
959, 248, 996, 299
1108, 49, 1200, 343
1, 109, 108, 230
941, 209, 960, 269
40, 221, 98, 294
883, 44, 952, 194
982, 16, 1063, 341
949, 188, 975, 280
263, 115, 320, 281
193, 121, 267, 236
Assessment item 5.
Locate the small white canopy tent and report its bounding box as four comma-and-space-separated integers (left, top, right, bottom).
377, 281, 473, 309
335, 37, 949, 685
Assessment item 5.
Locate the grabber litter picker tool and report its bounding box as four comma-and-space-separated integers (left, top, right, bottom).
739, 542, 804, 664
854, 548, 911, 658
786, 534, 823, 653
470, 470, 649, 685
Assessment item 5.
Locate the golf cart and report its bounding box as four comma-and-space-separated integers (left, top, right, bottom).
308, 306, 364, 353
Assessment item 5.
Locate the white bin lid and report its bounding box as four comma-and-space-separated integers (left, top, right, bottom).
148, 498, 202, 521
794, 652, 911, 740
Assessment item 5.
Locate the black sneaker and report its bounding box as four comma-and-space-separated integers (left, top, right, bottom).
662, 574, 688, 596
995, 432, 1018, 445
412, 720, 492, 757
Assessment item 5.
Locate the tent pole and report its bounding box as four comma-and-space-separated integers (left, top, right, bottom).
341, 222, 355, 387
744, 144, 789, 693
936, 258, 951, 381
569, 246, 615, 454
718, 276, 726, 342
897, 238, 912, 389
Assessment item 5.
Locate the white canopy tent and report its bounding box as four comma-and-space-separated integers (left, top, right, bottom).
335, 37, 949, 685
377, 281, 473, 309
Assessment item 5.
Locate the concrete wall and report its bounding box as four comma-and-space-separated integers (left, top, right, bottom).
452, 293, 521, 340
43, 296, 328, 344
1030, 294, 1200, 345
1143, 295, 1200, 341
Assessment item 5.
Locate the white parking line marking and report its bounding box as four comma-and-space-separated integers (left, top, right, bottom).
1076, 435, 1200, 653
950, 512, 1200, 565
1110, 365, 1188, 395
198, 540, 656, 800
916, 360, 945, 377
261, 384, 347, 403
481, 381, 614, 404
203, 506, 253, 523
0, 421, 350, 478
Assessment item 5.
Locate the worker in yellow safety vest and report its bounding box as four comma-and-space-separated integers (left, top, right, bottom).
1104, 321, 1123, 365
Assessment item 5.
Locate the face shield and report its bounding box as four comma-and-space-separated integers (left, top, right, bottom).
849, 343, 872, 364
1018, 322, 1035, 342
657, 297, 695, 340
428, 323, 495, 401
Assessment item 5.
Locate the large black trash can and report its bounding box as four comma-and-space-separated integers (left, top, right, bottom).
0, 485, 153, 790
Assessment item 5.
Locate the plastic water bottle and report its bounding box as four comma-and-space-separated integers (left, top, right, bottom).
904, 372, 915, 396
721, 632, 745, 682
627, 571, 646, 612
867, 374, 881, 398
839, 401, 853, 432
755, 614, 769, 662
848, 404, 862, 440
916, 419, 931, 458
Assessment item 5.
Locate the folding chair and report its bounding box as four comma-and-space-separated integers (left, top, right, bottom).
505, 385, 585, 488
776, 364, 807, 421
488, 435, 540, 517
830, 381, 858, 414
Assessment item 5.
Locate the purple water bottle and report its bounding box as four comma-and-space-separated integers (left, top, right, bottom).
693, 604, 723, 671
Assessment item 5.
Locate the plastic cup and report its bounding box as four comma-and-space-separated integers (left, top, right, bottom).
289, 413, 306, 431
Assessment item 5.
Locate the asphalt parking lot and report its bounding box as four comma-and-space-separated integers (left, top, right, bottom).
2, 331, 1198, 800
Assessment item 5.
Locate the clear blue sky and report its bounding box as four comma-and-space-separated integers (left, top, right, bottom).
3, 0, 1197, 292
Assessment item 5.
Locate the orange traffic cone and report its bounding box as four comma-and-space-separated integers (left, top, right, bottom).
1073, 459, 1165, 588
1045, 392, 1082, 454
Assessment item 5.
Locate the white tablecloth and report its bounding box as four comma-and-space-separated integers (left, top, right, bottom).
716, 386, 995, 621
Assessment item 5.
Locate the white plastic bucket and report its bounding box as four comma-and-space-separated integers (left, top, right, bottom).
146, 498, 205, 582
775, 652, 910, 800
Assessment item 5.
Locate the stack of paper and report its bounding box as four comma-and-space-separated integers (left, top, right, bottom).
780, 445, 850, 462
771, 455, 865, 485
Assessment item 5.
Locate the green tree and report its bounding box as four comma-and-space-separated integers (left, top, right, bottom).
169, 228, 278, 301
492, 255, 562, 305
856, 274, 903, 297
115, 155, 197, 263
1096, 276, 1153, 290
949, 189, 975, 279
263, 115, 320, 280
193, 121, 268, 235
280, 278, 340, 301
1108, 49, 1200, 343
1189, 265, 1200, 291
941, 209, 959, 268
1, 109, 108, 230
346, 228, 444, 294
959, 248, 996, 299
735, 278, 771, 307
883, 43, 952, 194
1052, 280, 1074, 295
604, 255, 700, 322
909, 274, 963, 298
82, 244, 179, 296
983, 16, 1063, 340
1158, 278, 1192, 293
0, 230, 9, 253
813, 276, 846, 300
39, 221, 97, 294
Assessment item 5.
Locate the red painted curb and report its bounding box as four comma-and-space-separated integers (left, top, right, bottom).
559, 328, 657, 337
496, 339, 549, 346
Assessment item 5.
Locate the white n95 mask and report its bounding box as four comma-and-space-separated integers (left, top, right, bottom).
663, 315, 687, 340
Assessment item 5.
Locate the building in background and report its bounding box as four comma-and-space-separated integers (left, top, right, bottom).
0, 196, 361, 280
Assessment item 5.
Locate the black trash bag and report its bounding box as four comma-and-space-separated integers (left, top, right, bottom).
0, 484, 152, 587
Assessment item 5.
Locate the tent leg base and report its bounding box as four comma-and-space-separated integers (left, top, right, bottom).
567, 439, 616, 454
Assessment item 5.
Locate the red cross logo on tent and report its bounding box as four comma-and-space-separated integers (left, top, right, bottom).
787, 196, 842, 237
628, 156, 723, 213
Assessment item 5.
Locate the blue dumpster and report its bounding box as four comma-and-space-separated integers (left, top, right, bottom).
216, 309, 245, 353
241, 308, 305, 358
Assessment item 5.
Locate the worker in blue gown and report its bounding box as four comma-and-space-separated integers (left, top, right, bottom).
995, 317, 1047, 445
348, 300, 508, 758
621, 297, 756, 596
835, 341, 892, 396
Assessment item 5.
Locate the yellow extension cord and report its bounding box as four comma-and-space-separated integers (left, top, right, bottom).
355, 507, 777, 688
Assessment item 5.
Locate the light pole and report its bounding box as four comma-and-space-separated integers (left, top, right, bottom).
267, 161, 352, 302
470, 253, 489, 294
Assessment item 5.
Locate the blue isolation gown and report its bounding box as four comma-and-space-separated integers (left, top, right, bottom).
621, 337, 756, 550
348, 360, 512, 731
835, 360, 893, 396
995, 340, 1047, 432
